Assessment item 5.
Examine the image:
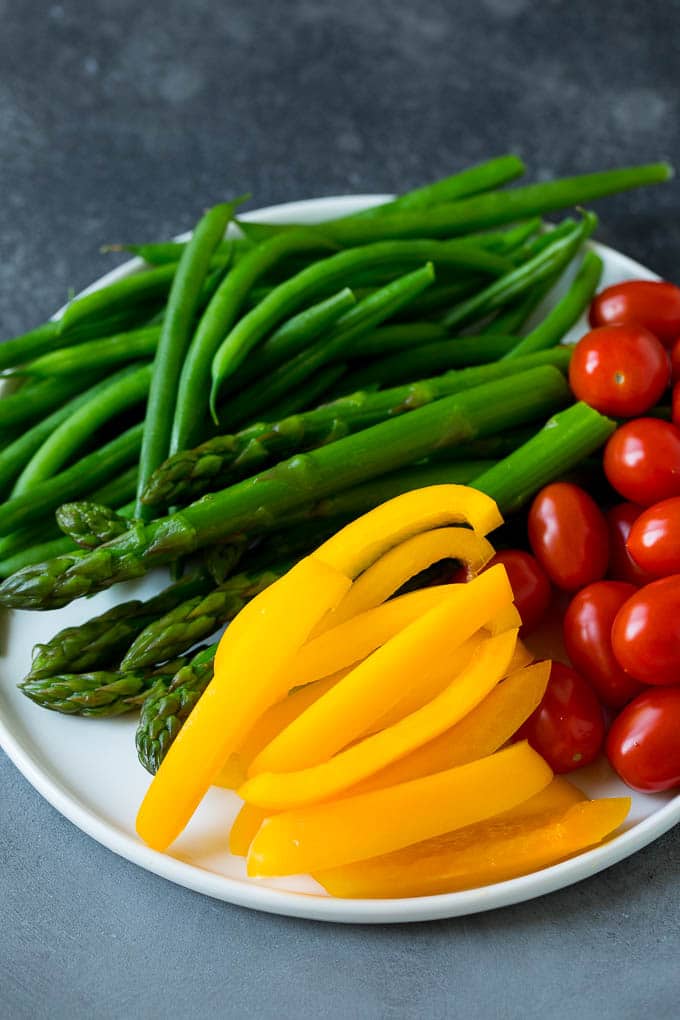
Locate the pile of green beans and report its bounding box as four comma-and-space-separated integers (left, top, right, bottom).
0, 155, 672, 724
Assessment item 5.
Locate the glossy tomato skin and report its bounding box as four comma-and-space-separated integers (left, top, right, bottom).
605, 503, 657, 586
563, 581, 643, 709
673, 383, 680, 428
568, 324, 669, 417
527, 482, 609, 591
518, 662, 605, 773
603, 418, 680, 505
589, 280, 680, 347
671, 338, 680, 384
627, 497, 680, 577
606, 687, 680, 792
611, 575, 680, 686
487, 550, 552, 635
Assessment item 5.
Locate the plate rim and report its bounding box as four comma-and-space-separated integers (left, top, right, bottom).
2, 193, 678, 924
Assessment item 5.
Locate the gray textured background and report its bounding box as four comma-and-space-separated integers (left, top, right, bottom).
2, 1, 680, 1017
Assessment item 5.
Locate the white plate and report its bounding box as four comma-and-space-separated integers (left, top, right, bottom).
1, 196, 678, 925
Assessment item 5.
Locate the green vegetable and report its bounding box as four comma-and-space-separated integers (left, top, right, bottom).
14, 325, 161, 379
12, 363, 151, 494
355, 322, 448, 359
441, 213, 597, 330
473, 402, 616, 513
136, 646, 217, 774
143, 347, 570, 508
136, 202, 237, 518
117, 237, 253, 265
505, 250, 603, 358
263, 363, 346, 419
0, 365, 569, 609
0, 372, 100, 428
56, 502, 133, 549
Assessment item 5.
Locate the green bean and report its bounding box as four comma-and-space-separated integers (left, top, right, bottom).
58, 263, 180, 336
392, 278, 483, 320
261, 163, 670, 244
114, 237, 253, 265
12, 363, 151, 495
470, 219, 543, 254
261, 364, 347, 420
0, 423, 143, 536
505, 251, 603, 358
0, 321, 61, 373
0, 374, 137, 496
353, 323, 449, 359
11, 326, 161, 379
441, 213, 596, 331
208, 239, 513, 411
136, 203, 236, 518
334, 333, 519, 391
216, 264, 437, 429
89, 465, 139, 507
0, 372, 100, 428
170, 229, 335, 457
479, 275, 559, 336
0, 536, 80, 579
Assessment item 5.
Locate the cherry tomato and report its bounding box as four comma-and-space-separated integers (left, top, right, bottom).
563, 581, 642, 709
626, 497, 680, 577
518, 662, 605, 773
487, 550, 552, 635
589, 280, 680, 347
527, 483, 609, 591
611, 575, 680, 686
605, 502, 657, 586
671, 337, 680, 384
603, 418, 680, 505
606, 687, 680, 792
673, 382, 680, 428
568, 324, 669, 417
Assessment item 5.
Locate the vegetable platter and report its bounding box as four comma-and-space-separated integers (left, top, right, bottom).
1, 161, 680, 926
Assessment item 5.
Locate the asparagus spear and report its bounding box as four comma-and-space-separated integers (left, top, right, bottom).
0, 366, 569, 610
18, 659, 190, 718
56, 502, 133, 549
141, 348, 571, 509
26, 572, 216, 680
136, 646, 216, 774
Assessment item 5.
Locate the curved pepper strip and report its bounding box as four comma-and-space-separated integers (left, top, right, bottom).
230, 803, 269, 857
249, 564, 514, 777
325, 526, 496, 629
280, 584, 458, 691
351, 660, 550, 796
313, 485, 502, 579
136, 556, 351, 851
246, 741, 553, 877
315, 797, 630, 898
239, 630, 517, 810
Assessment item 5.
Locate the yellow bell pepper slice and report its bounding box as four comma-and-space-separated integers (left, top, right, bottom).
351, 660, 550, 796
313, 485, 502, 579
249, 564, 513, 776
327, 526, 495, 629
279, 584, 457, 691
136, 556, 351, 852
230, 803, 269, 857
240, 630, 517, 810
247, 740, 552, 876
488, 603, 522, 634
215, 669, 348, 790
315, 796, 630, 898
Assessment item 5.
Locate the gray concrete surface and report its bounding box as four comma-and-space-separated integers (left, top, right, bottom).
1, 1, 679, 1017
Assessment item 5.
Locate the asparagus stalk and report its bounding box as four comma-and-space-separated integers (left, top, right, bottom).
142, 347, 571, 509
26, 572, 216, 680
0, 366, 569, 610
56, 502, 133, 549
135, 646, 217, 774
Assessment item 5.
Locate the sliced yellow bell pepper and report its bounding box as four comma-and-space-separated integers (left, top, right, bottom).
313, 485, 502, 579
230, 803, 269, 857
247, 741, 552, 876
249, 564, 514, 777
350, 660, 551, 796
326, 526, 495, 629
315, 797, 630, 898
215, 670, 348, 790
488, 603, 522, 634
240, 630, 517, 810
136, 556, 351, 852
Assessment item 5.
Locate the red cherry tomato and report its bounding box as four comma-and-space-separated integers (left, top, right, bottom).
518, 662, 605, 773
611, 575, 680, 686
487, 550, 552, 635
626, 497, 680, 577
673, 382, 680, 428
606, 687, 680, 792
568, 324, 669, 417
605, 503, 657, 586
603, 418, 680, 505
589, 280, 680, 347
563, 581, 642, 709
671, 337, 680, 384
527, 482, 609, 591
